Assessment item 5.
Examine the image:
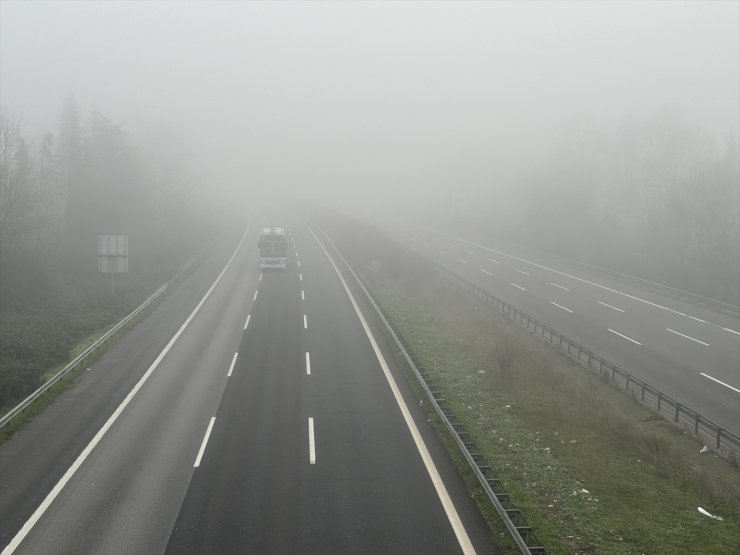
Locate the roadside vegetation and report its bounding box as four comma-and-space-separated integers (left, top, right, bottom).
319, 210, 740, 554
0, 101, 218, 417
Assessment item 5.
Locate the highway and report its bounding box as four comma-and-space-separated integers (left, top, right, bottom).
0, 219, 498, 554
390, 225, 740, 436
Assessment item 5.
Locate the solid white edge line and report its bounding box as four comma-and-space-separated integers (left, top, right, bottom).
227, 352, 239, 377
550, 301, 573, 313
480, 269, 494, 276
1, 223, 251, 555
666, 328, 710, 347
608, 328, 642, 346
308, 417, 316, 464
307, 224, 476, 555
598, 301, 625, 313
424, 228, 734, 333
305, 352, 311, 375
253, 290, 258, 301
194, 416, 216, 468
303, 314, 308, 329
700, 372, 740, 394
243, 314, 251, 330
550, 282, 570, 291
510, 282, 527, 292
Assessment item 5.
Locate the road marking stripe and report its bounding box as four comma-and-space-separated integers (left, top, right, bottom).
297, 260, 301, 267
666, 328, 709, 346
464, 248, 475, 255
310, 225, 476, 555
723, 327, 740, 336
598, 301, 625, 313
487, 257, 500, 264
422, 242, 431, 248
457, 258, 469, 264
194, 417, 216, 468
305, 352, 311, 375
1, 223, 251, 555
303, 315, 308, 329
227, 352, 238, 377
301, 290, 305, 300
700, 373, 740, 394
243, 314, 251, 330
259, 273, 263, 282
438, 249, 447, 255
550, 282, 570, 291
252, 290, 258, 301
550, 301, 573, 313
480, 269, 494, 276
308, 417, 316, 464
510, 282, 527, 292
515, 268, 530, 276
299, 273, 303, 281
608, 328, 642, 346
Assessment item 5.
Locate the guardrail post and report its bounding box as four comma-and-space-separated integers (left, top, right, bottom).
717, 428, 722, 450
695, 413, 700, 435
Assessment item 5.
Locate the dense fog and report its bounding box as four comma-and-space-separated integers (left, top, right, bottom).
1, 1, 739, 304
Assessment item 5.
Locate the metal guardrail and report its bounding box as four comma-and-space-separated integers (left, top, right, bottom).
0, 283, 168, 429
433, 262, 740, 463
318, 227, 546, 555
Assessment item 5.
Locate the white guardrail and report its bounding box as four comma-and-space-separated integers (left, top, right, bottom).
0, 283, 168, 429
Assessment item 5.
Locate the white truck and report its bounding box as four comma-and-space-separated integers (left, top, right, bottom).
258, 227, 288, 270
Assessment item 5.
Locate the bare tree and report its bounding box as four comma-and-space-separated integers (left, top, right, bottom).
0, 111, 34, 246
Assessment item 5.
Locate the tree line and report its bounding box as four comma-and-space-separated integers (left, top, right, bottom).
0, 97, 219, 410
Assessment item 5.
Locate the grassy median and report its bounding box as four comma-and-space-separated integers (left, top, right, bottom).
318, 211, 740, 554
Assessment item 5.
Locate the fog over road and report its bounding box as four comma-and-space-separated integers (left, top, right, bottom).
0, 220, 498, 555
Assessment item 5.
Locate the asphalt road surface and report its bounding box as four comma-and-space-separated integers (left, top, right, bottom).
391, 225, 740, 436
0, 219, 499, 555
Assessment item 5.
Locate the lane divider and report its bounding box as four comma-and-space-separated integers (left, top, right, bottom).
308, 417, 316, 464
608, 328, 642, 346
700, 372, 740, 394
598, 301, 625, 313
667, 328, 709, 347
305, 352, 311, 376
303, 315, 308, 329
227, 352, 239, 377
194, 417, 216, 468
243, 314, 251, 330
550, 301, 573, 314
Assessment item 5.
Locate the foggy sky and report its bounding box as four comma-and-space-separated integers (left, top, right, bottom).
1, 0, 738, 208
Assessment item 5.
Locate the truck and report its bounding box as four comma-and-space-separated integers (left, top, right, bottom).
258, 227, 288, 270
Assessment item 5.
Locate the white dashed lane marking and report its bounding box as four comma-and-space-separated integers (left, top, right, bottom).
608, 328, 642, 346
666, 328, 709, 347
598, 301, 625, 313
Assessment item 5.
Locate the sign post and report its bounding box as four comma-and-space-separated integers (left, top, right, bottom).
98, 235, 129, 294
